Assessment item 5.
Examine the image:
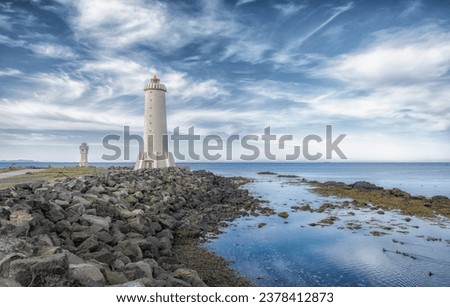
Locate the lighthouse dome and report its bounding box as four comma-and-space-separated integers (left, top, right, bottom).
144, 75, 167, 92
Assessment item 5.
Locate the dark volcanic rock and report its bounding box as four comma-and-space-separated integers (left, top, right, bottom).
69, 263, 105, 287
352, 181, 384, 191
9, 253, 69, 286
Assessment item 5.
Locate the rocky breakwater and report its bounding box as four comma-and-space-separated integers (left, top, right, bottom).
0, 167, 265, 287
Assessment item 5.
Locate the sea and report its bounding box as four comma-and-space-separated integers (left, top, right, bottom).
1, 162, 450, 286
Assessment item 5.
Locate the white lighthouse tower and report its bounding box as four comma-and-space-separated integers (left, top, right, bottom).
79, 142, 89, 167
134, 75, 176, 170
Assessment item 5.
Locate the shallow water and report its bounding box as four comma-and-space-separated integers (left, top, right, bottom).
196, 170, 450, 286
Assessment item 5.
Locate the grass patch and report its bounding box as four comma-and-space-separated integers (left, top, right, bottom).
0, 167, 99, 190
0, 168, 22, 174
11, 167, 97, 180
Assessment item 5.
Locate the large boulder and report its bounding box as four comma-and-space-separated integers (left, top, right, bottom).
173, 268, 206, 287
9, 253, 69, 286
69, 263, 105, 287
46, 203, 67, 223
81, 214, 111, 231
0, 277, 21, 287
116, 240, 143, 262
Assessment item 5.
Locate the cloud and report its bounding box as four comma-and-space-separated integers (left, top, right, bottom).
288, 2, 353, 50
236, 0, 257, 6
28, 43, 78, 59
0, 14, 12, 30
0, 68, 22, 77
220, 39, 271, 64
317, 25, 450, 86
273, 3, 306, 16
56, 0, 240, 53
399, 0, 422, 18
0, 34, 78, 59
164, 71, 227, 102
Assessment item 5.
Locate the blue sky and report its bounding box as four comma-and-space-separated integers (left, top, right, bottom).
0, 0, 449, 162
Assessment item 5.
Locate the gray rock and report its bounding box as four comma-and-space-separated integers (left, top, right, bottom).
54, 220, 72, 234
112, 259, 125, 271
69, 263, 105, 287
158, 214, 178, 229
81, 214, 110, 231
0, 253, 26, 277
156, 229, 173, 240
46, 203, 66, 223
84, 248, 115, 265
72, 231, 91, 245
34, 188, 49, 198
0, 277, 22, 286
57, 192, 72, 203
105, 271, 128, 285
63, 250, 85, 265
158, 237, 172, 257
134, 191, 144, 199
149, 221, 162, 233
173, 268, 206, 287
121, 280, 145, 287
72, 196, 91, 207
277, 212, 289, 219
116, 240, 143, 262
123, 261, 154, 281
76, 236, 99, 253
97, 231, 113, 244
8, 210, 33, 227
165, 276, 191, 287
9, 253, 69, 286
352, 181, 383, 191
67, 203, 86, 218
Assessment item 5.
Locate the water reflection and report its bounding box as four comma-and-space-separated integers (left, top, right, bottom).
204, 177, 450, 286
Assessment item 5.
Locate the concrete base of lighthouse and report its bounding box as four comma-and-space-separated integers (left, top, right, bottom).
79, 162, 89, 167
134, 152, 176, 170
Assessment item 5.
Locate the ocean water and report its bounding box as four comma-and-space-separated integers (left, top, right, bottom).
186, 162, 450, 198
2, 162, 449, 197
1, 161, 449, 286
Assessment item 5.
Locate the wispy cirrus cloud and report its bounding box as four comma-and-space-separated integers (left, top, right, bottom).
317, 25, 450, 86
273, 3, 307, 16
56, 0, 240, 53
288, 2, 354, 50
0, 68, 22, 77
0, 33, 77, 59
236, 0, 257, 6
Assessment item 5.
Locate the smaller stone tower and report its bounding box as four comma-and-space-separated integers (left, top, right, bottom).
79, 142, 89, 167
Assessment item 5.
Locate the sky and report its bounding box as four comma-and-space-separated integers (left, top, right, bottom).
0, 0, 449, 162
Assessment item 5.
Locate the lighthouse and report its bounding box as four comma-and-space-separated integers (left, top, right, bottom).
79, 142, 89, 167
134, 75, 176, 170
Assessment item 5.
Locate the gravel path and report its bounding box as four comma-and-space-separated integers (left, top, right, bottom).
0, 169, 44, 179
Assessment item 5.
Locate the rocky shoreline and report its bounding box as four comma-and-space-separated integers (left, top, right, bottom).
306, 180, 450, 219
0, 167, 270, 287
